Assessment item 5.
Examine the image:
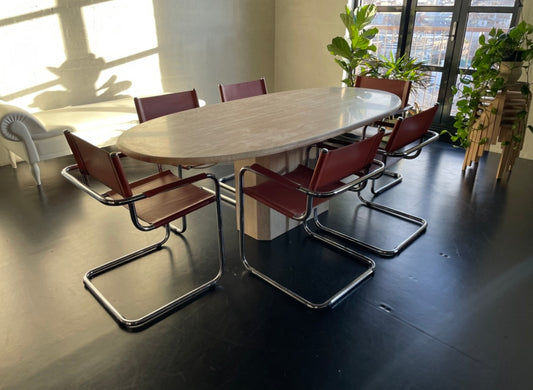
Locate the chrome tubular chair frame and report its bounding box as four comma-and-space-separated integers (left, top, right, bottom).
327, 104, 440, 198
62, 164, 225, 330
322, 190, 427, 257
238, 159, 385, 310
371, 129, 440, 196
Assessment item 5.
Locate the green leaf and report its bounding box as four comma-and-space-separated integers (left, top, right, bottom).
334, 58, 350, 73
328, 37, 352, 59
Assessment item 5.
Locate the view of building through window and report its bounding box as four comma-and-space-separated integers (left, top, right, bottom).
358, 0, 520, 126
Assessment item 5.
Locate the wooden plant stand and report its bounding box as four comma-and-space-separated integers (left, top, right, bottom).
462, 83, 531, 179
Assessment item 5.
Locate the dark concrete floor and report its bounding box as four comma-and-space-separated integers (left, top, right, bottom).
1, 141, 532, 389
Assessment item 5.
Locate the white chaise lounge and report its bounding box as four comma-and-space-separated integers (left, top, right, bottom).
0, 98, 139, 185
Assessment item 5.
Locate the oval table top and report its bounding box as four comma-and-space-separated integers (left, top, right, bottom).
117, 87, 401, 166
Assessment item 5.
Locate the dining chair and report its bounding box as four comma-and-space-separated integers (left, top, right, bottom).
325, 103, 439, 197
357, 75, 412, 112
217, 78, 268, 195
62, 130, 225, 330
335, 75, 413, 142
333, 105, 440, 258
218, 77, 268, 102
134, 89, 235, 206
370, 103, 440, 195
306, 105, 439, 258
134, 89, 200, 178
134, 89, 200, 123
238, 130, 386, 309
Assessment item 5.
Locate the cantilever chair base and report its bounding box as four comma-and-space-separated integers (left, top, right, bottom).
241, 253, 374, 310
62, 130, 225, 330
241, 212, 376, 309
371, 170, 403, 195
83, 224, 223, 330
239, 131, 386, 309
240, 215, 376, 309
321, 191, 427, 257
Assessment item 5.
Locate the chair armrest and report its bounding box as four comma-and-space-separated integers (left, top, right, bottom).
61, 163, 137, 205
241, 163, 301, 191
397, 104, 413, 115
142, 172, 217, 197
302, 160, 385, 198
373, 120, 395, 129
62, 165, 217, 206
385, 130, 440, 158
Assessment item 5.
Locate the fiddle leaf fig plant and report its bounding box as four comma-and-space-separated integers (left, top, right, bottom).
327, 4, 378, 87
327, 4, 430, 99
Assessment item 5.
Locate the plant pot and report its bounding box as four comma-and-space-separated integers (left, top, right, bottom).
499, 61, 523, 83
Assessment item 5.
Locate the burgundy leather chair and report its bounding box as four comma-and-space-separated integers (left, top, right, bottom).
218, 78, 267, 102
313, 105, 439, 257
238, 130, 385, 309
134, 89, 200, 123
371, 103, 440, 195
356, 75, 412, 113
334, 75, 413, 141
62, 130, 224, 330
134, 89, 235, 206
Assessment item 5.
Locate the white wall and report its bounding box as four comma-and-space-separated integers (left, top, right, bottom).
0, 0, 275, 109
0, 0, 275, 166
274, 0, 347, 92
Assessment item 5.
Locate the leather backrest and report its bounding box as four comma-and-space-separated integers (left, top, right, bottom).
309, 130, 385, 191
134, 89, 200, 123
219, 78, 267, 102
64, 130, 132, 197
355, 76, 411, 109
385, 104, 438, 152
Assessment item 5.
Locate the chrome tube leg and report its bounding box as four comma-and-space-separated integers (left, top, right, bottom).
170, 217, 187, 234
312, 192, 426, 257
357, 192, 427, 255
219, 181, 236, 194
371, 170, 403, 196
169, 164, 188, 232
212, 177, 225, 283
238, 170, 374, 309
83, 225, 171, 327
202, 186, 236, 206
84, 178, 226, 330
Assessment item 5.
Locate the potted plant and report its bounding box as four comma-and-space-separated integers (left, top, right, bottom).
363, 51, 432, 96
327, 4, 430, 105
451, 21, 533, 149
327, 4, 378, 87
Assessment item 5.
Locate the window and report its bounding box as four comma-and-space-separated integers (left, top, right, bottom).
357, 0, 522, 130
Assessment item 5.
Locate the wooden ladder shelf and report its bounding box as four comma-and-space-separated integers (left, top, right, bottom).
462, 83, 531, 179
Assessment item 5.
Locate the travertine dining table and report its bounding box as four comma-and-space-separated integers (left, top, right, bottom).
118, 87, 401, 240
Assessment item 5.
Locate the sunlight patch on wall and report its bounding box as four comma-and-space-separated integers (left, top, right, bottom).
96, 54, 163, 98
0, 14, 66, 109
1, 0, 55, 19
82, 0, 162, 96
